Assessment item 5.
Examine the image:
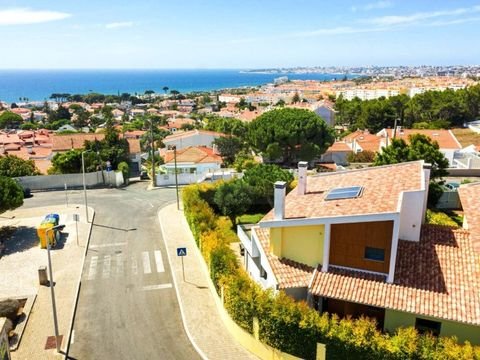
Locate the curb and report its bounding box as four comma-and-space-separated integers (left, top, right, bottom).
63, 207, 95, 359
158, 207, 208, 360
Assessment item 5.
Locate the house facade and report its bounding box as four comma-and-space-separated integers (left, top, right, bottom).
238, 161, 480, 344
156, 146, 224, 185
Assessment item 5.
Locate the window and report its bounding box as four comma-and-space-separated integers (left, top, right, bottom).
260, 267, 268, 280
415, 318, 441, 336
325, 186, 363, 201
364, 247, 385, 262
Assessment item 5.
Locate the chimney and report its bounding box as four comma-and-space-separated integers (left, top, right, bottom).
274, 181, 286, 220
422, 163, 431, 224
297, 161, 308, 195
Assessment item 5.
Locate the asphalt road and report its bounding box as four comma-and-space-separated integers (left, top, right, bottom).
22, 182, 200, 360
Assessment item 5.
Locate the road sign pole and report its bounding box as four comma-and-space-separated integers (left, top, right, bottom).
181, 257, 185, 282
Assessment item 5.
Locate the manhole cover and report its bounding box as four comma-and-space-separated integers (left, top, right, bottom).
45, 335, 63, 350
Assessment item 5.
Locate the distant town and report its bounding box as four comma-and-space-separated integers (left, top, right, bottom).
245, 64, 480, 78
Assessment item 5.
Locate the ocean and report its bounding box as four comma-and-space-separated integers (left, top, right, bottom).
0, 69, 355, 103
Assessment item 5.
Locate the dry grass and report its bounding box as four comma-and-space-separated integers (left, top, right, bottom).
451, 128, 480, 147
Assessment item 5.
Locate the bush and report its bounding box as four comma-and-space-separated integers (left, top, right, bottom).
425, 209, 459, 227
0, 298, 20, 322
117, 161, 129, 184
347, 150, 376, 163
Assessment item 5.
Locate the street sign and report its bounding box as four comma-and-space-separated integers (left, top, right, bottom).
177, 247, 187, 256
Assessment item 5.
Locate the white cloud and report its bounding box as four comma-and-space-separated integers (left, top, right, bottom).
0, 8, 71, 25
352, 1, 393, 12
365, 6, 478, 26
105, 21, 134, 29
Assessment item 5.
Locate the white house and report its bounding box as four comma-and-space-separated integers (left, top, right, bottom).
162, 130, 225, 150
156, 146, 223, 185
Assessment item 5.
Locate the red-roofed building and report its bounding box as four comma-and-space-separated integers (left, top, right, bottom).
162, 129, 225, 150
237, 161, 480, 344
156, 146, 223, 185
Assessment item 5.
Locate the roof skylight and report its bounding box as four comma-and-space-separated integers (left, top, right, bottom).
324, 186, 363, 201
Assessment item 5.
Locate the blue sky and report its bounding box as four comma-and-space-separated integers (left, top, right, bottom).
1, 0, 479, 69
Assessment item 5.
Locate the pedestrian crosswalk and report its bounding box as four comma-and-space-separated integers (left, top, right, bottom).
85, 250, 166, 281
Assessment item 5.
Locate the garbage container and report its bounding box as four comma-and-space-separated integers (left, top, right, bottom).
37, 214, 60, 249
38, 266, 48, 286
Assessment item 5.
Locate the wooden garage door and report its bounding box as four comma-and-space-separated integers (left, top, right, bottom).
330, 221, 393, 273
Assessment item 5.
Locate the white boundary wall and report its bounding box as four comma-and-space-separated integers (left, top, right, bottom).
16, 170, 124, 191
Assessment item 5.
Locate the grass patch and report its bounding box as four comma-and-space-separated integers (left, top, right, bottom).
236, 213, 265, 224
426, 209, 460, 227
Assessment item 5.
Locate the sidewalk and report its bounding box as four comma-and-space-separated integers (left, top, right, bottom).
158, 204, 258, 360
0, 205, 93, 360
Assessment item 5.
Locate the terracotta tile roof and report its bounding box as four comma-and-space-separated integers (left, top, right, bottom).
459, 182, 480, 253
326, 142, 351, 152
310, 225, 480, 325
126, 138, 141, 154
262, 161, 424, 221
52, 133, 140, 154
343, 130, 381, 152
163, 146, 222, 165
52, 134, 105, 151
255, 227, 314, 289
163, 129, 225, 142
382, 129, 462, 149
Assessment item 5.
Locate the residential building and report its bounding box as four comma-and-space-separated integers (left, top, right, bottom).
238, 161, 480, 344
162, 129, 224, 150
156, 146, 223, 185
377, 128, 462, 166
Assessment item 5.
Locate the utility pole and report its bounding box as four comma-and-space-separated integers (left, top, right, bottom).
150, 118, 156, 187
173, 145, 179, 210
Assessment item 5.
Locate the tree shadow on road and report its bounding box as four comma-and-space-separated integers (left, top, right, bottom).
1, 226, 38, 255
1, 227, 70, 255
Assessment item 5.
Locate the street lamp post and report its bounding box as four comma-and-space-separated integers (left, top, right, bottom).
45, 224, 65, 353
170, 145, 180, 210
81, 150, 92, 222
150, 119, 156, 187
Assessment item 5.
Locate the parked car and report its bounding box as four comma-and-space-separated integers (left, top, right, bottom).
140, 170, 149, 180
444, 182, 460, 191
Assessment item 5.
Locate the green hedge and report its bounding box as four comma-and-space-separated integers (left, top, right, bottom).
182, 184, 480, 360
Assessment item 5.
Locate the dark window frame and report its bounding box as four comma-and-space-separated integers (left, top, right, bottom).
364, 246, 385, 262
415, 318, 441, 336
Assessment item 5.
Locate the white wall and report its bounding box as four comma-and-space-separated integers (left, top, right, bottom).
163, 133, 220, 150
399, 190, 425, 241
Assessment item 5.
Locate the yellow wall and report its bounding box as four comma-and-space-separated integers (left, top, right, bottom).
269, 225, 325, 268
385, 309, 480, 345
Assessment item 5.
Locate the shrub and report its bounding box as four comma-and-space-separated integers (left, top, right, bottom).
347, 150, 376, 163
425, 209, 459, 227
117, 161, 129, 184
0, 298, 21, 322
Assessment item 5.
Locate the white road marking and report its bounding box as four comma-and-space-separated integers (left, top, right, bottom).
87, 256, 98, 280
90, 242, 127, 249
103, 255, 111, 279
141, 283, 172, 291
70, 330, 75, 344
116, 253, 124, 275
154, 250, 165, 273
131, 256, 138, 275
142, 251, 152, 274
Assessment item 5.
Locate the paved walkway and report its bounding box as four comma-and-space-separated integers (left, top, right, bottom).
0, 205, 93, 360
158, 204, 258, 360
